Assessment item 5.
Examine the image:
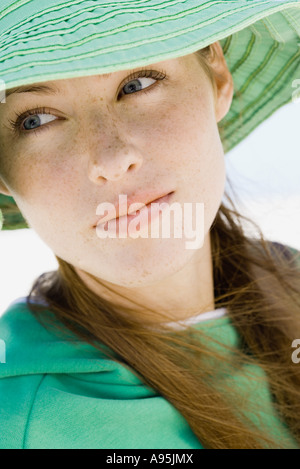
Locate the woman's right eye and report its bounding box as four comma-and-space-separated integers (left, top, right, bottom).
23, 113, 57, 131
8, 106, 58, 136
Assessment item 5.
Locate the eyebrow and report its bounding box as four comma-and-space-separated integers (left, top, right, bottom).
5, 74, 115, 100
5, 84, 61, 100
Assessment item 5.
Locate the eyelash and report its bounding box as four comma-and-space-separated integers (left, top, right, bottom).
7, 69, 167, 137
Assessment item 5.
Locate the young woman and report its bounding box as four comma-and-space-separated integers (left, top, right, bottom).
0, 0, 300, 449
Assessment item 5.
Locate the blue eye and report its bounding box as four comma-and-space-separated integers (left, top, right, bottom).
8, 69, 167, 136
8, 106, 58, 136
23, 112, 57, 131
121, 69, 166, 96
123, 78, 152, 94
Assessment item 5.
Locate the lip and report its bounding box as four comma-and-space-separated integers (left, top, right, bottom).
95, 191, 174, 237
93, 190, 175, 227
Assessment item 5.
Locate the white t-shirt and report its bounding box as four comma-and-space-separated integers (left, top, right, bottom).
9, 297, 227, 331
165, 307, 227, 330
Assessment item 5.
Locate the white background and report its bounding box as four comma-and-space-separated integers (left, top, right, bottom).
0, 101, 299, 316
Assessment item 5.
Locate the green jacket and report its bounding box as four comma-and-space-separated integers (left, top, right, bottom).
0, 243, 299, 449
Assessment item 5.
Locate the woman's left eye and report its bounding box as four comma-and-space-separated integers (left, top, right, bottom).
119, 69, 166, 97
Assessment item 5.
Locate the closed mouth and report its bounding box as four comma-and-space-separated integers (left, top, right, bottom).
94, 191, 175, 227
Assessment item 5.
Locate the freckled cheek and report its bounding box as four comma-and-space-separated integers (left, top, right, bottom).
156, 93, 224, 193
137, 94, 216, 164
12, 152, 74, 206
157, 93, 212, 141
14, 166, 77, 238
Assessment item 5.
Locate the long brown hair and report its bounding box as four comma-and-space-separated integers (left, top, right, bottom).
26, 46, 300, 449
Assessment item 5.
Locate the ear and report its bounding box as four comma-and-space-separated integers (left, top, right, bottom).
208, 41, 234, 123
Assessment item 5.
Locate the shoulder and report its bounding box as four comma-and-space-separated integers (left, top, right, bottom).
0, 299, 44, 447
0, 373, 45, 449
0, 298, 119, 449
0, 298, 75, 378
0, 297, 112, 377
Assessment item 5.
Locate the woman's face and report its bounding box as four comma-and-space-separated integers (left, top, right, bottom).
0, 43, 233, 288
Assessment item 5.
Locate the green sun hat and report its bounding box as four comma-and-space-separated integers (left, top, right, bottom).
0, 0, 299, 230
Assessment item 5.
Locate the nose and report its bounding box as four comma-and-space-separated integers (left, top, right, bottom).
88, 139, 143, 184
